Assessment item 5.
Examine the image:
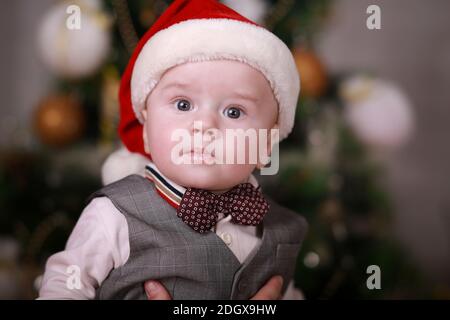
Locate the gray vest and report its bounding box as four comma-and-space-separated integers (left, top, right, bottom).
88, 175, 308, 300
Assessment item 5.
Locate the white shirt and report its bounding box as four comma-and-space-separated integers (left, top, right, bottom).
38, 172, 303, 300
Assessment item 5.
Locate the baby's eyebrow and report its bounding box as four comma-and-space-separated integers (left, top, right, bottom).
160, 81, 259, 103
160, 81, 191, 92
233, 91, 259, 104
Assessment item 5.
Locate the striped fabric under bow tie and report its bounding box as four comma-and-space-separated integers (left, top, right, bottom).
145, 164, 270, 234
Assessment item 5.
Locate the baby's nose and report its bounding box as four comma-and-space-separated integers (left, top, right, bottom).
191, 112, 219, 134
192, 122, 219, 140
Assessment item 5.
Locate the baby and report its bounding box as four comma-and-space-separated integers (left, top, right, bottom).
38, 0, 307, 300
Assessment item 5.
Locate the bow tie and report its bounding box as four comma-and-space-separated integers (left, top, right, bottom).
177, 183, 270, 234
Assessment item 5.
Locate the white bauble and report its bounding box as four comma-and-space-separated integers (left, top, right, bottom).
341, 75, 414, 149
222, 0, 269, 24
37, 0, 111, 79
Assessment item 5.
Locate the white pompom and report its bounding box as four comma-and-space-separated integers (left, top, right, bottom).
101, 148, 149, 186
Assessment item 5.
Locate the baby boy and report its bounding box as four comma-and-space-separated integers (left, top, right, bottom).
39, 0, 307, 300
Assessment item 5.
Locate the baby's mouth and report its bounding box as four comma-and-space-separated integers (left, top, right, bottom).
190, 149, 215, 163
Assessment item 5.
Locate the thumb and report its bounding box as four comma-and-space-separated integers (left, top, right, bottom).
251, 276, 284, 300
145, 281, 172, 300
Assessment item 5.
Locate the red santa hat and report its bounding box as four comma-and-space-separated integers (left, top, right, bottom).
103, 0, 301, 185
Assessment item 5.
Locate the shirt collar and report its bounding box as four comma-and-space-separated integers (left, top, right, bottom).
144, 161, 260, 209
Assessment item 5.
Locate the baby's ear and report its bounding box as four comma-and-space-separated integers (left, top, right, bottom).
268, 123, 280, 151
141, 109, 151, 155
141, 108, 148, 121
257, 124, 280, 170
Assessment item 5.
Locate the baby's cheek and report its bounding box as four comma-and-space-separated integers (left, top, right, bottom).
220, 163, 257, 188
147, 127, 175, 157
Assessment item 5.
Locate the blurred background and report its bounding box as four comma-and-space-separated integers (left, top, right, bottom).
0, 0, 449, 299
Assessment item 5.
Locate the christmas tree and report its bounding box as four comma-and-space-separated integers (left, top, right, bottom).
0, 0, 429, 299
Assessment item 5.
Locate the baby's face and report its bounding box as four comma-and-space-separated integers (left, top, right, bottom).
142, 60, 278, 193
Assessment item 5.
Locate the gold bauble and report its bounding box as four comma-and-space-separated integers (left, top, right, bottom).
294, 50, 328, 98
319, 198, 343, 224
34, 94, 85, 148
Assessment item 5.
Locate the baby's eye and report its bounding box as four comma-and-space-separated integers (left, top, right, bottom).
224, 106, 243, 119
175, 99, 192, 112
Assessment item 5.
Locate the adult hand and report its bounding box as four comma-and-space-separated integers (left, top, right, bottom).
145, 275, 283, 300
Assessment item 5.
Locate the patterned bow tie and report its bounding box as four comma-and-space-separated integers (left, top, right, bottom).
177, 183, 270, 234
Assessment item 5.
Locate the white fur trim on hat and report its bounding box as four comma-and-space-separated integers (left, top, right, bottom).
131, 18, 300, 141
